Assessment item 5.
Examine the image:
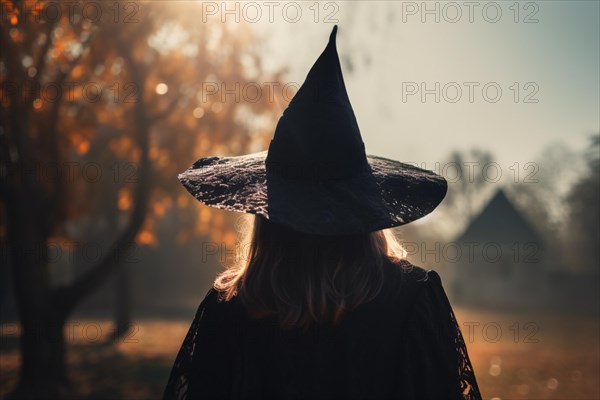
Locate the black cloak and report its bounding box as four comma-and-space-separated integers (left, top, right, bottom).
163, 261, 482, 400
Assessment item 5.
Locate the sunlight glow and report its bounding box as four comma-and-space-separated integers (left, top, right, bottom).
155, 83, 168, 95
193, 107, 205, 119
147, 22, 190, 55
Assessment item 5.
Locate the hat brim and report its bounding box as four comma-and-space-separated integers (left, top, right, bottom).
178, 151, 447, 235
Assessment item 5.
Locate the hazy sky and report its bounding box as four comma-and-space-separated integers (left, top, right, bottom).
250, 1, 599, 173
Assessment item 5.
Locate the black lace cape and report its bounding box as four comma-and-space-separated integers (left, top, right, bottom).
163, 262, 482, 400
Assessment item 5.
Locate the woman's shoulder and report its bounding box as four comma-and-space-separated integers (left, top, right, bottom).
189, 286, 251, 332
194, 286, 239, 317
385, 258, 440, 287
381, 259, 448, 311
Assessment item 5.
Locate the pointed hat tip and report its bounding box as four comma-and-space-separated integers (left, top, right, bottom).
329, 25, 338, 43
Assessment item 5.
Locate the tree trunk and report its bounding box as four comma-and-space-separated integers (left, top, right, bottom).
6, 193, 70, 399
109, 197, 132, 343
13, 314, 69, 400
111, 262, 132, 342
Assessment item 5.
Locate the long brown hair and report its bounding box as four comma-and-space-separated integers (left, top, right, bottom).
214, 215, 406, 329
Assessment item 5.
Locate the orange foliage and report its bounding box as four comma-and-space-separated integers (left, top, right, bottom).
1, 0, 284, 255
118, 188, 131, 211
136, 230, 157, 246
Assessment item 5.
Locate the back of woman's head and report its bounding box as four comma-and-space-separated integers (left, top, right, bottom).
214, 215, 406, 329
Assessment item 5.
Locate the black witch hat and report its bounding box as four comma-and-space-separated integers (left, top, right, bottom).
178, 25, 447, 235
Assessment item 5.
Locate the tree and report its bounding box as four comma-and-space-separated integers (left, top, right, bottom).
431, 148, 495, 239
565, 134, 600, 273
0, 1, 282, 397
505, 140, 583, 255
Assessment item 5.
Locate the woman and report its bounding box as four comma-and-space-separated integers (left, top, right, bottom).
164, 26, 482, 400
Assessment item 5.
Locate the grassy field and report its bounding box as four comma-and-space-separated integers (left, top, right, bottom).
1, 308, 598, 399
454, 308, 599, 399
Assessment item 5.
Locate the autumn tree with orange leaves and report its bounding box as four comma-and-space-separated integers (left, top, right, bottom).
0, 1, 283, 397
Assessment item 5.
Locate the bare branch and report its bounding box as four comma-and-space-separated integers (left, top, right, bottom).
57, 30, 153, 315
